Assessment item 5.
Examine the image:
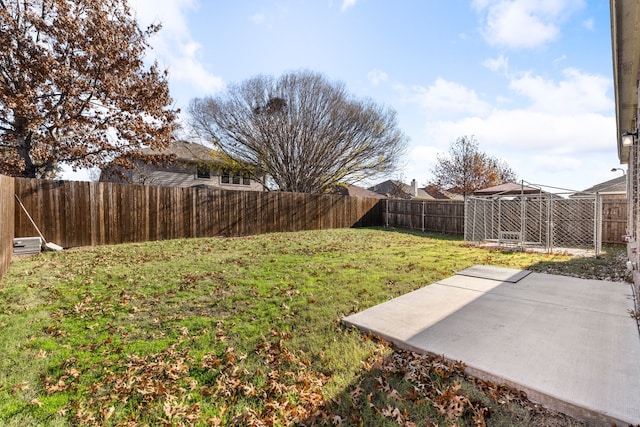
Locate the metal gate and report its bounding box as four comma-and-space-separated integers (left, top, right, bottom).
464, 184, 602, 255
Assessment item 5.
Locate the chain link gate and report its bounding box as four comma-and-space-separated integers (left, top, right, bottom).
465, 183, 602, 255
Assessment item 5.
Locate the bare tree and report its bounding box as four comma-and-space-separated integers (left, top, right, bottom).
188, 70, 407, 193
430, 135, 517, 198
0, 0, 178, 178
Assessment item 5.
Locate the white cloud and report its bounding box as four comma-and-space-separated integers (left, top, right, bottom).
411, 78, 491, 116
407, 109, 613, 188
509, 68, 612, 114
421, 96, 611, 148
128, 0, 225, 100
531, 155, 582, 173
341, 0, 358, 12
246, 6, 289, 27
399, 67, 615, 188
482, 54, 509, 73
167, 55, 225, 94
439, 110, 612, 154
130, 0, 195, 37
583, 18, 594, 30
472, 0, 585, 49
367, 69, 388, 86
411, 145, 443, 160
399, 145, 445, 186
553, 54, 567, 66
249, 13, 266, 24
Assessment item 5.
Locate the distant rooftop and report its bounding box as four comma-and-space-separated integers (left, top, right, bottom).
329, 184, 386, 199
368, 180, 461, 200
474, 182, 544, 196
143, 140, 222, 163
579, 175, 626, 194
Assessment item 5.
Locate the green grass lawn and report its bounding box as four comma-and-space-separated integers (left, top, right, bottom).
0, 227, 606, 426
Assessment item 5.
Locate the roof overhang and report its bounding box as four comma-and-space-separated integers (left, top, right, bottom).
611, 0, 640, 164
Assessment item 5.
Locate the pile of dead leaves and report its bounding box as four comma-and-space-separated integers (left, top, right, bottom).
328, 346, 533, 427
40, 331, 556, 426
203, 330, 329, 426
44, 329, 331, 426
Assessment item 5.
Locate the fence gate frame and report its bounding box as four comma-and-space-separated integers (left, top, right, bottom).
464, 182, 602, 255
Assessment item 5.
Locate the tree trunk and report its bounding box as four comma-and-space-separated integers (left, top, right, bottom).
16, 133, 38, 178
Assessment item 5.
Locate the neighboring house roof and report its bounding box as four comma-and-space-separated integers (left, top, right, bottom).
328, 184, 386, 199
474, 182, 543, 196
444, 192, 464, 201
422, 185, 464, 201
368, 180, 434, 199
422, 185, 448, 200
368, 180, 405, 197
574, 176, 626, 196
143, 140, 223, 164
367, 180, 463, 200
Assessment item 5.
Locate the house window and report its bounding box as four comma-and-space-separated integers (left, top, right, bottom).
221, 170, 251, 186
197, 165, 211, 179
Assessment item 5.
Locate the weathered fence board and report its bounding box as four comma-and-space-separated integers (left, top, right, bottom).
0, 175, 15, 281
385, 199, 465, 235
13, 178, 384, 248
601, 197, 627, 245
384, 197, 626, 245
3, 174, 630, 285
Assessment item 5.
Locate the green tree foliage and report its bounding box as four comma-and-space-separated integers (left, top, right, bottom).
188, 70, 407, 193
0, 0, 178, 178
430, 135, 517, 197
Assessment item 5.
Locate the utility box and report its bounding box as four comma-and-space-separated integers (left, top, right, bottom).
13, 237, 42, 255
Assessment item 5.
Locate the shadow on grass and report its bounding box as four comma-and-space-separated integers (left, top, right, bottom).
300, 337, 586, 427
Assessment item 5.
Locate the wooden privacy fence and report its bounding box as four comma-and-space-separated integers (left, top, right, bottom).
0, 175, 15, 281
384, 199, 465, 235
3, 174, 627, 282
601, 197, 627, 245
384, 197, 628, 245
13, 178, 383, 248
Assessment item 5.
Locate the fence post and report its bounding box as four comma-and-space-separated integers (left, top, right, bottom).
0, 175, 15, 282
520, 187, 526, 249
385, 199, 389, 227
464, 197, 472, 242
547, 196, 553, 253
594, 193, 602, 256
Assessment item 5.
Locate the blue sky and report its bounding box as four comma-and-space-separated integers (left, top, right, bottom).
108, 0, 617, 191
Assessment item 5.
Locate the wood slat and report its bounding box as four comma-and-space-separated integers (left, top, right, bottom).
602, 198, 628, 245
11, 178, 383, 248
0, 175, 15, 281
385, 199, 466, 235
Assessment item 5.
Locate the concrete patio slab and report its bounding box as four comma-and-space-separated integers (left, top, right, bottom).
457, 264, 531, 283
343, 266, 640, 426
